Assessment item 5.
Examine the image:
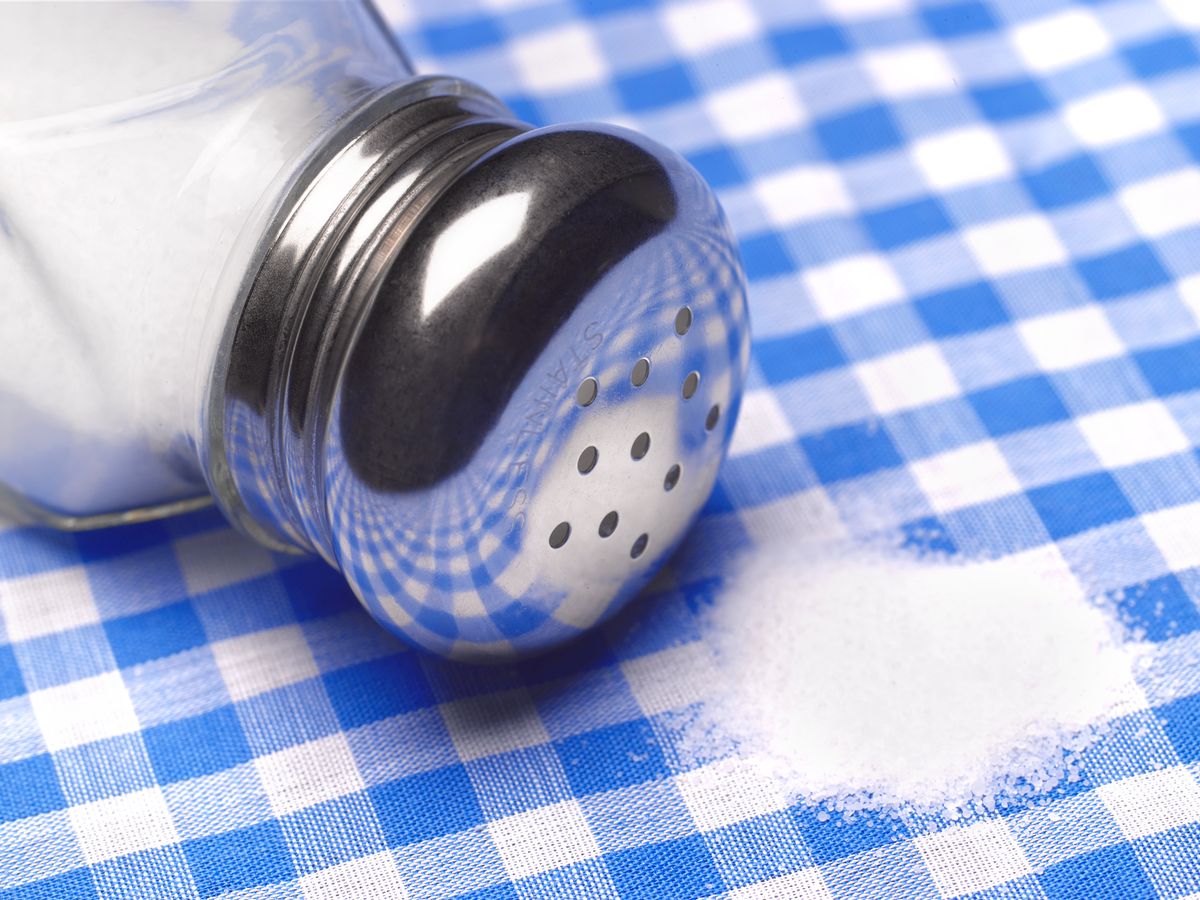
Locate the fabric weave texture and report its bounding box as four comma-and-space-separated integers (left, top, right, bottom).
3, 0, 1200, 896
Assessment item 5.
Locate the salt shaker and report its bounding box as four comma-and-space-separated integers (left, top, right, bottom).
0, 1, 749, 661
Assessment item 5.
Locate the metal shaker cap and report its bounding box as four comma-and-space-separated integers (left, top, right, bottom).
210, 77, 750, 662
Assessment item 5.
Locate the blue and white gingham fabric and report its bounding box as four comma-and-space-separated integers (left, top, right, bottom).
3, 0, 1200, 896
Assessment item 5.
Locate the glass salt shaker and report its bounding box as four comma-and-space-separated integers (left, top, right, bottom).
0, 1, 750, 661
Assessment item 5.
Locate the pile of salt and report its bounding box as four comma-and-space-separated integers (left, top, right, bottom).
685, 541, 1148, 819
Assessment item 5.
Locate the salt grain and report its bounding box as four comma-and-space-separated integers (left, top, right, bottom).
686, 540, 1148, 819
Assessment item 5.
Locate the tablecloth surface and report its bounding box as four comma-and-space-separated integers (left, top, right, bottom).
3, 0, 1200, 896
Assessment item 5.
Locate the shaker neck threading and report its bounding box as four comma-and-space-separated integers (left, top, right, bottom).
205, 76, 529, 561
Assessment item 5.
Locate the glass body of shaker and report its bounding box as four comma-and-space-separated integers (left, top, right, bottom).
0, 1, 410, 525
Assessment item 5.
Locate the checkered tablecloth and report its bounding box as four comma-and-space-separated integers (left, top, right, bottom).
3, 0, 1200, 896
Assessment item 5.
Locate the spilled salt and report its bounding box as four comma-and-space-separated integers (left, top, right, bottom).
688, 541, 1147, 818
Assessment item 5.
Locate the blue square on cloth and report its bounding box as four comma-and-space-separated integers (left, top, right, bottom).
1161, 693, 1200, 762
1077, 244, 1172, 302
792, 805, 910, 864
575, 0, 648, 14
915, 281, 1009, 337
971, 77, 1053, 122
514, 859, 617, 898
756, 326, 846, 383
279, 793, 388, 874
684, 146, 743, 190
1135, 823, 1200, 897
1038, 843, 1156, 900
816, 104, 904, 160
92, 846, 195, 900
13, 626, 116, 691
1135, 337, 1200, 397
615, 62, 695, 111
371, 765, 483, 845
280, 560, 357, 621
467, 745, 576, 819
424, 16, 504, 54
1023, 155, 1110, 209
143, 706, 252, 784
968, 375, 1071, 437
770, 24, 848, 66
1124, 35, 1200, 79
0, 645, 25, 702
800, 421, 904, 483
182, 820, 296, 897
605, 835, 724, 900
55, 734, 156, 805
739, 232, 794, 280
323, 653, 435, 730
1109, 574, 1200, 641
704, 812, 813, 888
862, 197, 954, 250
1027, 472, 1136, 540
1, 868, 97, 900
920, 1, 997, 37
555, 719, 668, 796
0, 754, 66, 823
104, 601, 207, 669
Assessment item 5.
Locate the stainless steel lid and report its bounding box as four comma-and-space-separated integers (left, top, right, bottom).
208, 75, 750, 661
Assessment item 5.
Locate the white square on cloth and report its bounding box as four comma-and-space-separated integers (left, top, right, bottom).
255, 733, 366, 817
0, 565, 99, 642
1098, 766, 1200, 840
211, 624, 319, 702
68, 787, 179, 864
728, 869, 835, 900
621, 642, 716, 716
916, 820, 1033, 897
440, 688, 551, 761
1162, 0, 1200, 25
511, 25, 606, 92
705, 73, 807, 141
864, 44, 958, 99
752, 165, 853, 228
1141, 502, 1200, 572
1017, 306, 1124, 372
675, 757, 790, 832
488, 799, 602, 879
855, 343, 960, 414
729, 389, 795, 457
1064, 86, 1166, 149
1077, 401, 1191, 469
300, 851, 410, 899
912, 127, 1013, 191
1119, 169, 1200, 238
30, 670, 140, 752
1011, 9, 1111, 73
664, 0, 758, 55
964, 215, 1067, 277
910, 441, 1022, 514
820, 0, 910, 17
802, 253, 906, 319
175, 530, 277, 596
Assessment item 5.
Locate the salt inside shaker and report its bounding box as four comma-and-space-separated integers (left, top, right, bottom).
0, 1, 749, 660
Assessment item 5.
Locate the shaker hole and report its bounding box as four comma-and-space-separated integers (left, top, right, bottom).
631, 533, 649, 559
599, 511, 619, 538
682, 371, 700, 400
706, 404, 721, 431
631, 357, 650, 387
576, 377, 598, 407
675, 307, 693, 336
631, 432, 651, 460
549, 522, 571, 549
578, 446, 599, 474
664, 464, 681, 492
